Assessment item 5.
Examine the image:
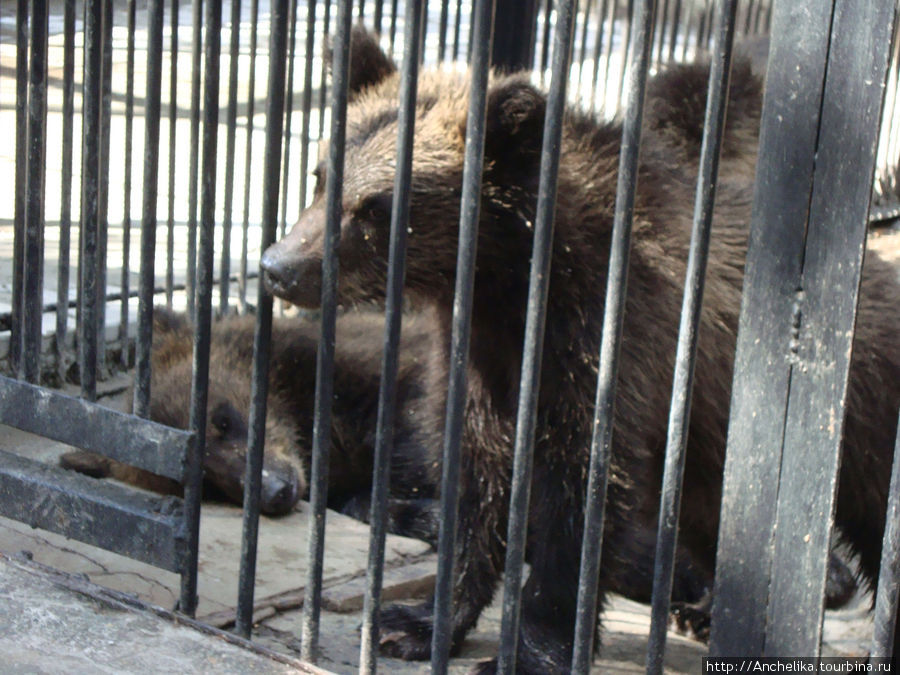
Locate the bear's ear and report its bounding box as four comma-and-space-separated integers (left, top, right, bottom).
327, 24, 397, 100
152, 306, 191, 336
483, 77, 547, 167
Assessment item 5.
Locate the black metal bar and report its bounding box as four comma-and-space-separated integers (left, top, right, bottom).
11, 0, 28, 378
300, 0, 353, 661
239, 0, 261, 312
645, 2, 738, 672
418, 0, 428, 65
359, 2, 425, 671
220, 0, 243, 314
298, 0, 318, 209
570, 0, 657, 671
496, 0, 576, 672
22, 0, 49, 385
180, 0, 223, 619
708, 0, 837, 655
438, 0, 449, 61
764, 0, 895, 654
491, 0, 537, 71
431, 0, 496, 671
318, 0, 332, 140
235, 0, 290, 639
374, 0, 385, 33
872, 412, 900, 657
96, 0, 113, 374
0, 375, 192, 481
56, 0, 76, 377
588, 0, 609, 113
186, 0, 204, 317
616, 0, 635, 110
574, 0, 593, 99
666, 0, 682, 62
452, 0, 463, 61
166, 0, 180, 309
0, 450, 186, 573
119, 0, 137, 366
655, 0, 670, 64
80, 0, 104, 401
278, 0, 300, 239
538, 0, 552, 81
389, 0, 399, 52
133, 0, 166, 418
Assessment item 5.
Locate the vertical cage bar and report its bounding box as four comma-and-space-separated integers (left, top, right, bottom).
655, 0, 670, 64
80, 0, 104, 401
298, 0, 318, 209
644, 1, 738, 672
709, 0, 838, 654
279, 0, 300, 238
419, 0, 429, 65
300, 0, 353, 662
491, 0, 537, 72
588, 0, 609, 113
11, 0, 28, 378
56, 0, 76, 377
119, 0, 137, 365
666, 0, 682, 62
186, 0, 204, 317
235, 0, 289, 638
166, 0, 180, 309
22, 0, 50, 384
359, 3, 426, 672
575, 0, 594, 101
318, 0, 333, 141
220, 0, 243, 314
431, 0, 496, 672
182, 0, 224, 616
496, 0, 577, 672
374, 0, 385, 33
96, 0, 113, 373
438, 0, 449, 61
133, 0, 166, 418
452, 0, 463, 61
763, 0, 896, 653
389, 0, 399, 52
872, 413, 900, 657
571, 0, 657, 671
616, 0, 636, 110
239, 0, 260, 312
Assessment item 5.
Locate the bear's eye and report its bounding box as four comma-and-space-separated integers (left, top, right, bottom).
210, 403, 239, 438
357, 194, 392, 224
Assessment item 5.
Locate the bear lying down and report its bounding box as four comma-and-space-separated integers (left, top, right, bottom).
260, 27, 900, 672
61, 308, 441, 541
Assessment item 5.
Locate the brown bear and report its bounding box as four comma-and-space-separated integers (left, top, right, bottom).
62, 307, 441, 534
260, 27, 900, 671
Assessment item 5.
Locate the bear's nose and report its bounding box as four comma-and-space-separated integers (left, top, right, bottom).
260, 248, 295, 297
260, 244, 324, 308
259, 469, 301, 516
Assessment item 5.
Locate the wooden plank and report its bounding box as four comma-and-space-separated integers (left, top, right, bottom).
765, 0, 897, 655
709, 0, 835, 656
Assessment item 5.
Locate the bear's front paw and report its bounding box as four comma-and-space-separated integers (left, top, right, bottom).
379, 603, 435, 660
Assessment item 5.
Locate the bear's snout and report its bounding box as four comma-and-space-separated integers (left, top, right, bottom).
261, 240, 324, 308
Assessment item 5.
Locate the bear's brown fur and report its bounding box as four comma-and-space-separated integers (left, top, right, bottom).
62, 307, 440, 532
260, 27, 900, 671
